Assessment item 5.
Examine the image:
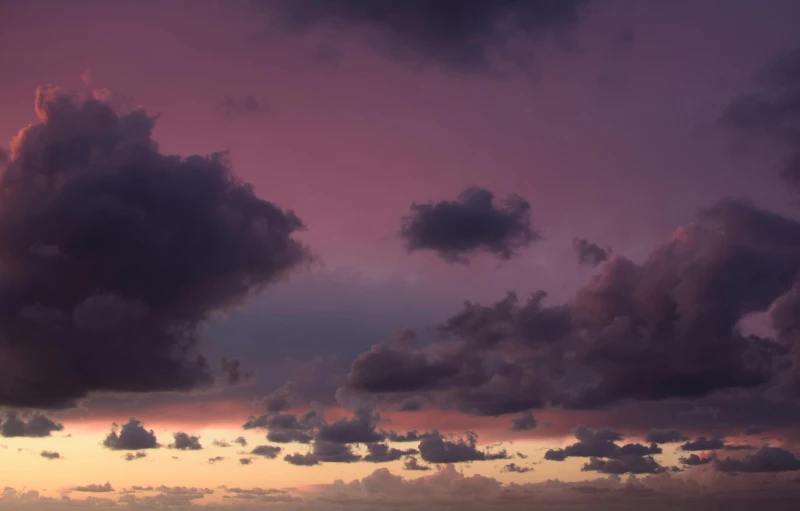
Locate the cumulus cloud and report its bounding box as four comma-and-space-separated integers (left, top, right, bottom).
418, 432, 508, 464
316, 409, 384, 444
400, 187, 539, 264
123, 451, 147, 461
170, 432, 202, 450
680, 436, 725, 451
384, 430, 436, 442
208, 456, 225, 463
714, 446, 800, 473
0, 86, 309, 408
680, 453, 715, 466
251, 445, 282, 458
582, 455, 668, 475
243, 410, 318, 444
403, 456, 431, 471
544, 426, 660, 462
234, 436, 248, 447
260, 0, 592, 73
40, 450, 60, 460
103, 418, 159, 450
239, 457, 252, 465
0, 412, 63, 437
573, 238, 611, 267
284, 439, 361, 466
363, 443, 418, 463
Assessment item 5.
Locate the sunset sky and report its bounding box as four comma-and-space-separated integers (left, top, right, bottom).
2, 1, 800, 510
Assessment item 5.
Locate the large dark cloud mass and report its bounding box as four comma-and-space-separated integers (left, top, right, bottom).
346, 198, 800, 415
0, 412, 63, 437
399, 187, 538, 264
0, 86, 308, 408
544, 426, 660, 462
418, 432, 508, 464
103, 418, 159, 450
720, 47, 800, 188
261, 0, 592, 72
714, 447, 800, 473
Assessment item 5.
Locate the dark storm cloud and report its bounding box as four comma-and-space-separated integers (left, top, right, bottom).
502, 462, 533, 473
73, 483, 114, 493
216, 95, 268, 119
400, 187, 539, 264
103, 418, 159, 450
170, 432, 202, 450
220, 357, 252, 386
714, 447, 800, 473
544, 426, 660, 462
251, 444, 282, 458
0, 412, 63, 437
720, 47, 800, 188
679, 453, 715, 466
645, 429, 689, 444
363, 442, 417, 463
0, 86, 309, 408
261, 0, 593, 73
403, 457, 430, 471
418, 432, 508, 464
124, 451, 147, 461
40, 450, 60, 460
573, 238, 610, 267
582, 455, 667, 475
510, 411, 538, 431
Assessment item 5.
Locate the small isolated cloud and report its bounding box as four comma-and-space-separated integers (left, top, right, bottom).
403, 456, 431, 471
233, 436, 248, 447
170, 432, 202, 450
217, 94, 268, 118
212, 440, 231, 448
123, 451, 147, 461
502, 462, 533, 473
510, 411, 537, 431
72, 483, 114, 493
573, 238, 610, 267
239, 457, 253, 465
103, 418, 159, 450
208, 456, 225, 463
251, 445, 282, 459
400, 187, 538, 264
0, 412, 64, 437
40, 450, 60, 460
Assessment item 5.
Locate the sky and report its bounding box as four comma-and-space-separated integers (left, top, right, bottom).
2, 0, 800, 509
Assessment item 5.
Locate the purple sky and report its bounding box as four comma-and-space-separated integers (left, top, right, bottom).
2, 1, 800, 509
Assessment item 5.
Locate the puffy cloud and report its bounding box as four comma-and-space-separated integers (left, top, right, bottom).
233, 436, 248, 447
316, 409, 384, 444
170, 432, 202, 450
502, 462, 533, 473
679, 453, 715, 466
212, 440, 231, 448
418, 432, 508, 464
400, 188, 538, 264
0, 412, 63, 437
384, 430, 436, 442
582, 455, 668, 475
260, 0, 593, 73
40, 450, 60, 460
208, 456, 225, 463
250, 445, 282, 458
123, 451, 147, 461
0, 86, 309, 408
714, 446, 800, 473
284, 439, 361, 466
243, 410, 319, 444
102, 418, 159, 450
72, 483, 114, 493
363, 443, 418, 463
239, 457, 252, 465
573, 238, 611, 267
645, 429, 689, 444
680, 436, 725, 451
544, 426, 660, 462
510, 411, 538, 431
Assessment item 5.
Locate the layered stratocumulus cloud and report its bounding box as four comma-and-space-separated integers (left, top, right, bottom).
0, 86, 309, 408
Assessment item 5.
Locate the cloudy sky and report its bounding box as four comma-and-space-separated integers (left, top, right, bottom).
2, 0, 800, 509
